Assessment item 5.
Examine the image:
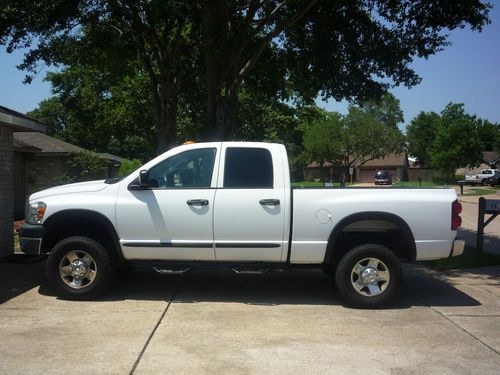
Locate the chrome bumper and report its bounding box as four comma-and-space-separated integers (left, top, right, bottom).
451, 239, 465, 257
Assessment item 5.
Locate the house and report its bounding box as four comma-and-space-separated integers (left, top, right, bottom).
357, 153, 409, 183
304, 153, 409, 183
455, 151, 500, 176
13, 132, 123, 220
0, 106, 46, 257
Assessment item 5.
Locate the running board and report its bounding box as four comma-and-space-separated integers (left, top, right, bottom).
153, 267, 190, 275
232, 268, 271, 275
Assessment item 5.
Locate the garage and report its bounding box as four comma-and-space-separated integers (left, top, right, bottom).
357, 153, 409, 184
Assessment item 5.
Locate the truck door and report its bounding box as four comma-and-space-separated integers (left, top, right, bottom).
213, 145, 287, 261
116, 145, 220, 260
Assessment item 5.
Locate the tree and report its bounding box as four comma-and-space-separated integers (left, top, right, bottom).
360, 93, 404, 129
429, 104, 483, 180
476, 119, 500, 152
1, 0, 196, 153
28, 68, 158, 161
303, 106, 405, 174
406, 111, 441, 167
1, 0, 491, 148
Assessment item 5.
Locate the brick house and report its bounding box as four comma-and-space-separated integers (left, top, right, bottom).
0, 106, 46, 258
304, 153, 409, 183
357, 153, 409, 183
13, 132, 123, 219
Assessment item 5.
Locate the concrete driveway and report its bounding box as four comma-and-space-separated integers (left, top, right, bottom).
0, 260, 499, 375
2, 190, 499, 374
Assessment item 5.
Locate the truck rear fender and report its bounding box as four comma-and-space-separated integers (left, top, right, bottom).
41, 209, 124, 263
323, 212, 416, 266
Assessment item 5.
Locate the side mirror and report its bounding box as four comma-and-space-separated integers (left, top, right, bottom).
139, 170, 150, 188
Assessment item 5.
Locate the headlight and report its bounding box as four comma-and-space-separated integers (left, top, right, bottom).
26, 202, 47, 224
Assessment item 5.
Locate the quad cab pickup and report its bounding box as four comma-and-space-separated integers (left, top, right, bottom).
465, 169, 499, 186
19, 142, 465, 307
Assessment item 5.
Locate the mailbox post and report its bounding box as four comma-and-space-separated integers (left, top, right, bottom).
476, 197, 500, 254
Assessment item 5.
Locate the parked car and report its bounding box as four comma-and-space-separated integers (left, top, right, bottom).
19, 142, 464, 308
465, 169, 498, 186
485, 170, 500, 187
374, 170, 393, 185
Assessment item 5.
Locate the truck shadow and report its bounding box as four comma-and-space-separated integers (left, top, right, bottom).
2, 258, 482, 310
37, 264, 482, 309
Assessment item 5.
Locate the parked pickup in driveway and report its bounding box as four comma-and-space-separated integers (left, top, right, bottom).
19, 142, 465, 307
465, 169, 499, 185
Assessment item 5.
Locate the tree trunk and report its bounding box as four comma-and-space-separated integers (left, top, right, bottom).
155, 90, 178, 154
214, 94, 237, 140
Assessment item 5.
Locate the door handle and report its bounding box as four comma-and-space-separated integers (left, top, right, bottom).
259, 199, 280, 206
187, 199, 209, 206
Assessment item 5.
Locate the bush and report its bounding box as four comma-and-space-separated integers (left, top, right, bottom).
56, 151, 108, 184
118, 159, 142, 177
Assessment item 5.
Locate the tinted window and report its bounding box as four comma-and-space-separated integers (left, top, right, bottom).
224, 148, 273, 188
375, 171, 390, 178
148, 148, 216, 188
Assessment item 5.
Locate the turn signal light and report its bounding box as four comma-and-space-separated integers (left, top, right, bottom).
451, 200, 462, 230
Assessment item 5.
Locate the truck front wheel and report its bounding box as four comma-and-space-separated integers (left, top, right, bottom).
335, 244, 402, 308
46, 236, 114, 300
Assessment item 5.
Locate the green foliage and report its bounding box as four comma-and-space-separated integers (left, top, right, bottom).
406, 111, 441, 167
118, 159, 142, 177
55, 151, 108, 185
0, 0, 492, 147
476, 119, 500, 152
426, 246, 500, 270
303, 102, 405, 172
429, 104, 483, 181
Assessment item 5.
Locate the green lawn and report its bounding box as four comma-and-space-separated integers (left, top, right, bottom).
425, 246, 500, 270
393, 181, 441, 188
463, 188, 498, 196
292, 181, 333, 187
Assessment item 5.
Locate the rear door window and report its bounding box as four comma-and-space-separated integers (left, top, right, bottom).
223, 148, 273, 188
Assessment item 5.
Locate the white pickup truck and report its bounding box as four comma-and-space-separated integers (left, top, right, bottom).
19, 142, 464, 307
465, 169, 498, 185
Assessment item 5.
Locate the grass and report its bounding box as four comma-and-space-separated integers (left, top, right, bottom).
393, 181, 441, 188
292, 181, 335, 187
425, 246, 500, 271
463, 188, 498, 196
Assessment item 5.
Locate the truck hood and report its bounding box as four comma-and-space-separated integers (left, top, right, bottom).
30, 180, 110, 200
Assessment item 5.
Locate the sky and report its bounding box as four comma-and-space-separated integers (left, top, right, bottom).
0, 3, 499, 131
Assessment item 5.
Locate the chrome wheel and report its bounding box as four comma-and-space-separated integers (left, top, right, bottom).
59, 250, 97, 289
351, 257, 390, 297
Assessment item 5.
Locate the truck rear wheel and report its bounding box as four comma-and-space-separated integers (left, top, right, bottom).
46, 236, 114, 300
335, 244, 402, 308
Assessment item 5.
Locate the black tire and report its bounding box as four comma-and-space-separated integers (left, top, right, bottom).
335, 244, 402, 308
46, 236, 114, 300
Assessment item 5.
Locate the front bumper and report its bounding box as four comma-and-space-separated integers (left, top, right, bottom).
450, 239, 465, 257
18, 224, 45, 255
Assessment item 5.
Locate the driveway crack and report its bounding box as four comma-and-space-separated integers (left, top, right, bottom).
405, 287, 500, 356
129, 277, 182, 374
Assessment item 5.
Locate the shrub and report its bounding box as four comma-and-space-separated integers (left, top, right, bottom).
56, 151, 108, 184
118, 159, 142, 177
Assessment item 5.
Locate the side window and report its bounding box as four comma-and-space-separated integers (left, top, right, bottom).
148, 148, 216, 188
223, 147, 273, 188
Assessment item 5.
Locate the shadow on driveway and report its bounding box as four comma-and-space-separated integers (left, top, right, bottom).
32, 264, 482, 309
0, 254, 47, 304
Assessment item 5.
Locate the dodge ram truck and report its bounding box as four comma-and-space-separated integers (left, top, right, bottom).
19, 142, 464, 307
